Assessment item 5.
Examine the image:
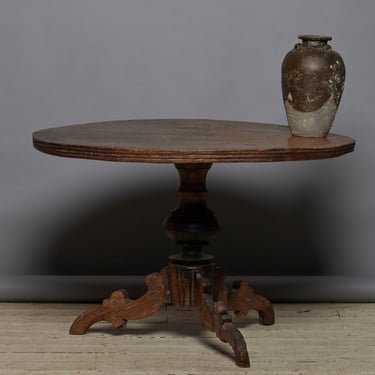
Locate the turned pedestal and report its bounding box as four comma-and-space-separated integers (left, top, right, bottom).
69, 163, 274, 367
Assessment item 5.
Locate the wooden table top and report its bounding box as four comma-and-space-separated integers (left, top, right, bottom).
33, 119, 355, 163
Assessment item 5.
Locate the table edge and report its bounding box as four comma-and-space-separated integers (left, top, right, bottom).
33, 138, 355, 163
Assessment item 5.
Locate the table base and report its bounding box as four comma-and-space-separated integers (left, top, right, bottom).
70, 263, 274, 368
69, 163, 275, 368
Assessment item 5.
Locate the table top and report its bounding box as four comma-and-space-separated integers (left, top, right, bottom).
33, 119, 355, 163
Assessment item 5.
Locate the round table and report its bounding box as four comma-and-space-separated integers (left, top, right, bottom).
33, 119, 355, 368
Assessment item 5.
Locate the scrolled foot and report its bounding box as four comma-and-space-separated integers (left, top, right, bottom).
214, 301, 250, 367
195, 277, 250, 368
70, 271, 168, 335
229, 280, 275, 325
222, 322, 250, 367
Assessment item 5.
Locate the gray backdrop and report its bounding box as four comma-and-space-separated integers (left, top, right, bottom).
1, 0, 374, 301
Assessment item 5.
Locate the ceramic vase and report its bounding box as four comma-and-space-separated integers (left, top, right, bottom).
281, 35, 345, 137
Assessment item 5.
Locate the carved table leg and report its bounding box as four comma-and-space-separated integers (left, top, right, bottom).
228, 280, 275, 325
194, 272, 250, 368
211, 268, 275, 326
70, 271, 168, 335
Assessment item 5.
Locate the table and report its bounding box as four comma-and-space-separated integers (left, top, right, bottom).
33, 119, 355, 367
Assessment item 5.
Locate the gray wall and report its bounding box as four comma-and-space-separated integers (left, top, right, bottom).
1, 0, 374, 301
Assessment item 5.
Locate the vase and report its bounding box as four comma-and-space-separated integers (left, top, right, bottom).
281, 35, 345, 137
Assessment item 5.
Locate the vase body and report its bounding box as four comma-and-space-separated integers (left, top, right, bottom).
281, 35, 345, 137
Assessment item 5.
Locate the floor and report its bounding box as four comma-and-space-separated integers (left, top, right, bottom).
0, 303, 374, 374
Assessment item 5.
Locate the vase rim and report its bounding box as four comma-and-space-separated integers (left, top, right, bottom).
298, 34, 332, 42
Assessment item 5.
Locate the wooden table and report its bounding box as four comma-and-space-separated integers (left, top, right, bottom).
33, 119, 355, 367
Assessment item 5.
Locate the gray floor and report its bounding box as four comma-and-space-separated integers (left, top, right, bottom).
1, 303, 374, 374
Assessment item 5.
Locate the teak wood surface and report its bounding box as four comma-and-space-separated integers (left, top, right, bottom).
32, 119, 355, 368
33, 119, 355, 163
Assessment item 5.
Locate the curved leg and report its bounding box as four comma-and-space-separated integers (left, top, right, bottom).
194, 275, 250, 368
228, 280, 275, 325
70, 271, 168, 334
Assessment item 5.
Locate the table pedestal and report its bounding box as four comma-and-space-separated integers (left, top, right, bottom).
69, 164, 275, 368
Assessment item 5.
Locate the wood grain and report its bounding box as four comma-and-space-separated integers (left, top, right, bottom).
33, 119, 355, 163
1, 303, 375, 374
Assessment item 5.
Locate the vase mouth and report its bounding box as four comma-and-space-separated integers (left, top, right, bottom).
298, 35, 332, 47
298, 35, 332, 42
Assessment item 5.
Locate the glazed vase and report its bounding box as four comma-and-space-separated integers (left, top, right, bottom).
281, 35, 345, 137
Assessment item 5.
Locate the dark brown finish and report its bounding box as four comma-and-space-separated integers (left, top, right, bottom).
70, 271, 168, 335
282, 35, 345, 112
33, 119, 355, 367
165, 163, 218, 265
193, 269, 250, 368
228, 280, 275, 325
70, 262, 271, 368
69, 163, 275, 367
33, 119, 355, 163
